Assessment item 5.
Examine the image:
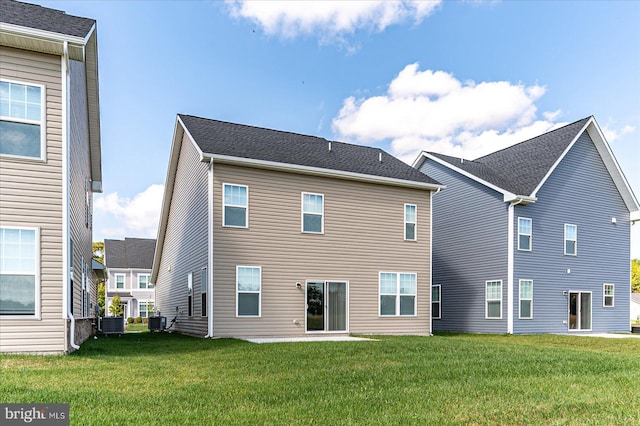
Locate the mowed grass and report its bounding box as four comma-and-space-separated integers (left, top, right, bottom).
1, 333, 640, 425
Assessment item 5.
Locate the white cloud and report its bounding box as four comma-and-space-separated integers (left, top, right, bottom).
94, 184, 164, 241
601, 124, 635, 142
332, 63, 566, 162
226, 0, 441, 44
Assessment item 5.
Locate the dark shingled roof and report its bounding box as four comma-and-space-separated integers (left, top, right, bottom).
428, 117, 591, 195
0, 0, 95, 38
179, 114, 441, 186
104, 238, 156, 270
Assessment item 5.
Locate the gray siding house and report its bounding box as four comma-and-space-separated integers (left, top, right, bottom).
104, 238, 156, 319
415, 117, 639, 334
151, 114, 444, 338
0, 0, 102, 353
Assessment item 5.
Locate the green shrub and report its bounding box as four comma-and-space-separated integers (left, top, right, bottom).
127, 317, 134, 324
136, 316, 142, 324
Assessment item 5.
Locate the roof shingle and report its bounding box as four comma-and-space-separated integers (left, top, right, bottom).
0, 0, 95, 38
179, 114, 441, 186
104, 238, 156, 270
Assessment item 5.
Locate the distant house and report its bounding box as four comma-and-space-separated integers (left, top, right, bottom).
151, 114, 443, 338
0, 0, 102, 353
632, 294, 640, 323
415, 116, 639, 334
104, 238, 156, 319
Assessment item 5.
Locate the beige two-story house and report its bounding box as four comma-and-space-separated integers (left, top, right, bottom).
151, 115, 444, 338
0, 0, 102, 353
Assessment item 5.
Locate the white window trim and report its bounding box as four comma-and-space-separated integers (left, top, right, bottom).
0, 225, 41, 319
432, 284, 441, 320
518, 279, 533, 320
138, 273, 151, 289
114, 273, 126, 290
201, 267, 207, 317
139, 300, 150, 318
301, 192, 324, 234
485, 280, 502, 319
517, 217, 532, 251
378, 272, 417, 317
603, 283, 614, 308
236, 265, 261, 318
564, 223, 577, 256
222, 183, 249, 228
187, 272, 193, 317
404, 204, 417, 241
0, 79, 46, 161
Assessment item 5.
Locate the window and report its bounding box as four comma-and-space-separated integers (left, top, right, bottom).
138, 274, 151, 289
236, 266, 261, 317
115, 274, 125, 289
486, 280, 502, 319
379, 272, 417, 316
0, 227, 38, 316
564, 224, 577, 256
302, 193, 324, 233
201, 267, 207, 317
139, 301, 150, 318
432, 284, 441, 319
404, 204, 417, 241
187, 272, 193, 317
85, 178, 92, 229
223, 183, 248, 227
519, 280, 533, 319
603, 284, 614, 307
518, 218, 532, 251
0, 80, 44, 159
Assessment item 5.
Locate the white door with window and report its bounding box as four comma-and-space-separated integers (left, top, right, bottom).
306, 281, 348, 333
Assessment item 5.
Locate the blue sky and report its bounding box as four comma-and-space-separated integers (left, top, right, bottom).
34, 1, 640, 257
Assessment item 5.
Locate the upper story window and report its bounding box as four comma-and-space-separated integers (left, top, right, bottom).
115, 274, 125, 289
0, 80, 45, 160
379, 272, 417, 316
404, 204, 417, 241
564, 224, 577, 256
302, 192, 324, 234
138, 274, 152, 289
223, 184, 248, 228
0, 227, 38, 316
518, 217, 532, 251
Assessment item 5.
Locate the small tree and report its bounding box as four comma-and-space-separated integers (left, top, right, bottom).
632, 259, 640, 294
109, 294, 124, 317
97, 282, 106, 316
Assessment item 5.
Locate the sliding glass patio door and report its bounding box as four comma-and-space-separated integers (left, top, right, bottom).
306, 281, 347, 333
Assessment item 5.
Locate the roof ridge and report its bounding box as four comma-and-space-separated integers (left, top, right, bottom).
475, 116, 591, 161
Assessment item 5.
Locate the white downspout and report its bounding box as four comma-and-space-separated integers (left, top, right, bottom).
429, 190, 434, 336
63, 41, 79, 350
507, 197, 525, 335
205, 159, 214, 338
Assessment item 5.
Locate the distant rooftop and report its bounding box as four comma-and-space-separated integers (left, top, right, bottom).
104, 238, 156, 270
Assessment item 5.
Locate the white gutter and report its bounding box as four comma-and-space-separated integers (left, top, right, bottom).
62, 41, 79, 351
506, 197, 526, 335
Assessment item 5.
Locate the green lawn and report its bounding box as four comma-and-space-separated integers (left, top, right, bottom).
1, 333, 639, 425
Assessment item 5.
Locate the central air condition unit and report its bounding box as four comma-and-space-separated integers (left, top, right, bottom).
101, 316, 124, 336
148, 316, 166, 333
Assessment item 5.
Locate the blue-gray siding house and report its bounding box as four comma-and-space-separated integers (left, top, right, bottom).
415, 117, 639, 334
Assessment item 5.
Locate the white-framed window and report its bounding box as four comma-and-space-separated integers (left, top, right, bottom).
603, 284, 614, 307
519, 280, 533, 319
485, 280, 502, 319
518, 217, 532, 251
187, 272, 193, 317
138, 273, 151, 289
564, 224, 577, 256
302, 192, 324, 233
223, 183, 248, 228
404, 204, 417, 241
0, 80, 45, 160
432, 284, 441, 319
379, 272, 417, 316
115, 273, 125, 289
237, 266, 261, 317
0, 227, 38, 316
201, 267, 207, 317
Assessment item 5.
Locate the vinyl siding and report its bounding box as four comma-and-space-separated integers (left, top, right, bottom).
154, 134, 209, 336
211, 163, 431, 337
513, 132, 631, 333
420, 159, 508, 333
105, 268, 154, 318
0, 46, 65, 352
